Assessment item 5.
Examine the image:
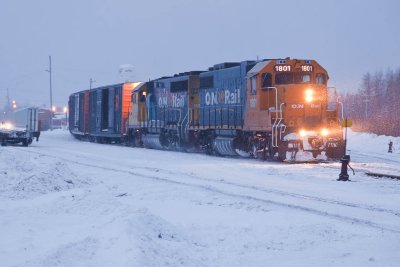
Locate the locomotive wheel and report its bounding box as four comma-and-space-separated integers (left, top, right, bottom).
205, 143, 214, 155
128, 136, 136, 147
277, 141, 288, 161
250, 142, 258, 159
264, 139, 274, 160
277, 151, 286, 162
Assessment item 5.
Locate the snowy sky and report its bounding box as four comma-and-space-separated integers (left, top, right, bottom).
1, 0, 399, 109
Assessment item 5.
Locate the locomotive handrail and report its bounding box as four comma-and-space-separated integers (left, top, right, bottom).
278, 103, 286, 142
269, 86, 279, 148
337, 96, 344, 121
271, 111, 278, 148
267, 87, 278, 112
271, 102, 286, 147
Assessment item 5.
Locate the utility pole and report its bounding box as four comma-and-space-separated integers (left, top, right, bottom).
6, 88, 10, 109
46, 56, 53, 130
362, 94, 373, 118
90, 78, 95, 89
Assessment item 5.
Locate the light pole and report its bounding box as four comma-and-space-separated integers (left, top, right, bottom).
52, 106, 56, 130
63, 107, 68, 130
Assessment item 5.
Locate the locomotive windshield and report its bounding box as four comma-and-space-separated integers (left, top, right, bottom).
275, 73, 293, 84
274, 72, 325, 85
294, 73, 311, 84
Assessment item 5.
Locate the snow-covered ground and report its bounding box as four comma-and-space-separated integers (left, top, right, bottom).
0, 130, 399, 267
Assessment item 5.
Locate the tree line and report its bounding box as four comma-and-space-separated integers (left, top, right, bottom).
341, 68, 400, 137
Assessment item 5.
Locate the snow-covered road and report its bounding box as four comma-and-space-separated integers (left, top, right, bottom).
1, 130, 399, 266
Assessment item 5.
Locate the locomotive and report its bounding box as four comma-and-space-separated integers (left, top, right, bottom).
69, 58, 344, 161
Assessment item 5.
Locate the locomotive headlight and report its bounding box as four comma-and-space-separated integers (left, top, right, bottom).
299, 129, 307, 137
321, 128, 329, 137
305, 89, 314, 102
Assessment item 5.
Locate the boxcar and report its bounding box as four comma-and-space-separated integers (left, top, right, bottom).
69, 90, 89, 138
86, 83, 134, 143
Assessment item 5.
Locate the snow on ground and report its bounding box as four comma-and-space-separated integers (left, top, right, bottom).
346, 129, 400, 176
0, 129, 399, 267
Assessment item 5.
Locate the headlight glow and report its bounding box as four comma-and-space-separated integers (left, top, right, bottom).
305, 88, 314, 103
299, 129, 307, 137
321, 128, 329, 136
1, 122, 14, 130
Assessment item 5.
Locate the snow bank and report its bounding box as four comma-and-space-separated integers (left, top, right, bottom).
347, 129, 400, 155
0, 148, 93, 200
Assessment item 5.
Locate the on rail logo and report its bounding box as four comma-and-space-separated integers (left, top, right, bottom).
205, 89, 241, 106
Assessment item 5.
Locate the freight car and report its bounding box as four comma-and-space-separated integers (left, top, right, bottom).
68, 90, 89, 138
69, 58, 345, 161
69, 82, 141, 143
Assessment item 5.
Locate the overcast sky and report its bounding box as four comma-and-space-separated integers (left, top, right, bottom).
1, 0, 399, 109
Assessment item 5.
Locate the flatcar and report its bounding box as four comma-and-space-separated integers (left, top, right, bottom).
69, 58, 344, 161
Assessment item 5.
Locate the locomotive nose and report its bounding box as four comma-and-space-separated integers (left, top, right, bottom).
308, 137, 323, 149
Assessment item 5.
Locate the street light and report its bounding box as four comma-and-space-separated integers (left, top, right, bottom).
63, 107, 68, 130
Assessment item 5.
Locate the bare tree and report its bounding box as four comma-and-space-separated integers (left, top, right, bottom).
342, 68, 400, 136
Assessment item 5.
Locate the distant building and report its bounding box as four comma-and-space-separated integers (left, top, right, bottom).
39, 109, 68, 131
38, 109, 51, 131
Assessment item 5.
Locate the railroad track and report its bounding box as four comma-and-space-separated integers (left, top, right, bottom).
15, 146, 400, 234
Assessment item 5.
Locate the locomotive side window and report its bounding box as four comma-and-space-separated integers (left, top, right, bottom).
294, 73, 311, 84
261, 73, 272, 88
275, 73, 293, 85
139, 92, 146, 102
316, 73, 326, 85
171, 80, 188, 92
250, 76, 257, 94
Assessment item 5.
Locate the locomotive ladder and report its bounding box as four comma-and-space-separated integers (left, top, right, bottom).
181, 111, 190, 143
271, 103, 286, 148
177, 109, 188, 146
